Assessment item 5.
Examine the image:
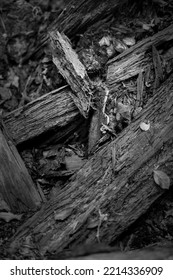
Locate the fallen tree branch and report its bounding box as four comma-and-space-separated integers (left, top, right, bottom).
34, 0, 128, 58
107, 24, 173, 91
7, 73, 173, 258
3, 86, 80, 145
5, 24, 173, 146
51, 0, 128, 38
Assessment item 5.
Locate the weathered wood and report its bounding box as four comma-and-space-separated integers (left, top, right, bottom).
35, 0, 127, 53
6, 24, 173, 146
51, 0, 128, 38
88, 110, 102, 154
107, 24, 173, 91
3, 86, 80, 145
0, 124, 43, 213
31, 0, 129, 65
49, 31, 94, 117
8, 73, 173, 258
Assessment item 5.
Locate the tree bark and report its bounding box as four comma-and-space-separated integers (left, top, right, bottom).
31, 0, 128, 62
52, 0, 128, 37
0, 123, 43, 213
107, 23, 173, 91
3, 86, 80, 145
36, 0, 128, 48
7, 73, 173, 258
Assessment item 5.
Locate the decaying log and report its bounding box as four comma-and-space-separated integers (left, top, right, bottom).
49, 31, 94, 117
7, 73, 173, 258
0, 123, 43, 213
3, 86, 80, 145
107, 24, 173, 91
36, 0, 128, 50
6, 23, 173, 146
51, 0, 128, 38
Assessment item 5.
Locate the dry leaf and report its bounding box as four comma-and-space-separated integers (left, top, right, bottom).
0, 212, 22, 223
106, 45, 115, 58
122, 37, 136, 46
142, 23, 151, 30
116, 102, 131, 115
133, 107, 142, 117
115, 102, 132, 123
99, 36, 111, 47
153, 170, 170, 190
5, 68, 19, 88
113, 39, 128, 53
65, 153, 84, 171
0, 87, 12, 101
140, 121, 150, 131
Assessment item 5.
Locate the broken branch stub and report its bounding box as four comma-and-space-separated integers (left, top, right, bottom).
49, 30, 94, 118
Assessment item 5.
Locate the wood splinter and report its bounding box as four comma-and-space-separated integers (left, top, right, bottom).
49, 30, 94, 118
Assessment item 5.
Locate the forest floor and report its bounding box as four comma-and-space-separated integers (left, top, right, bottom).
0, 0, 173, 259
